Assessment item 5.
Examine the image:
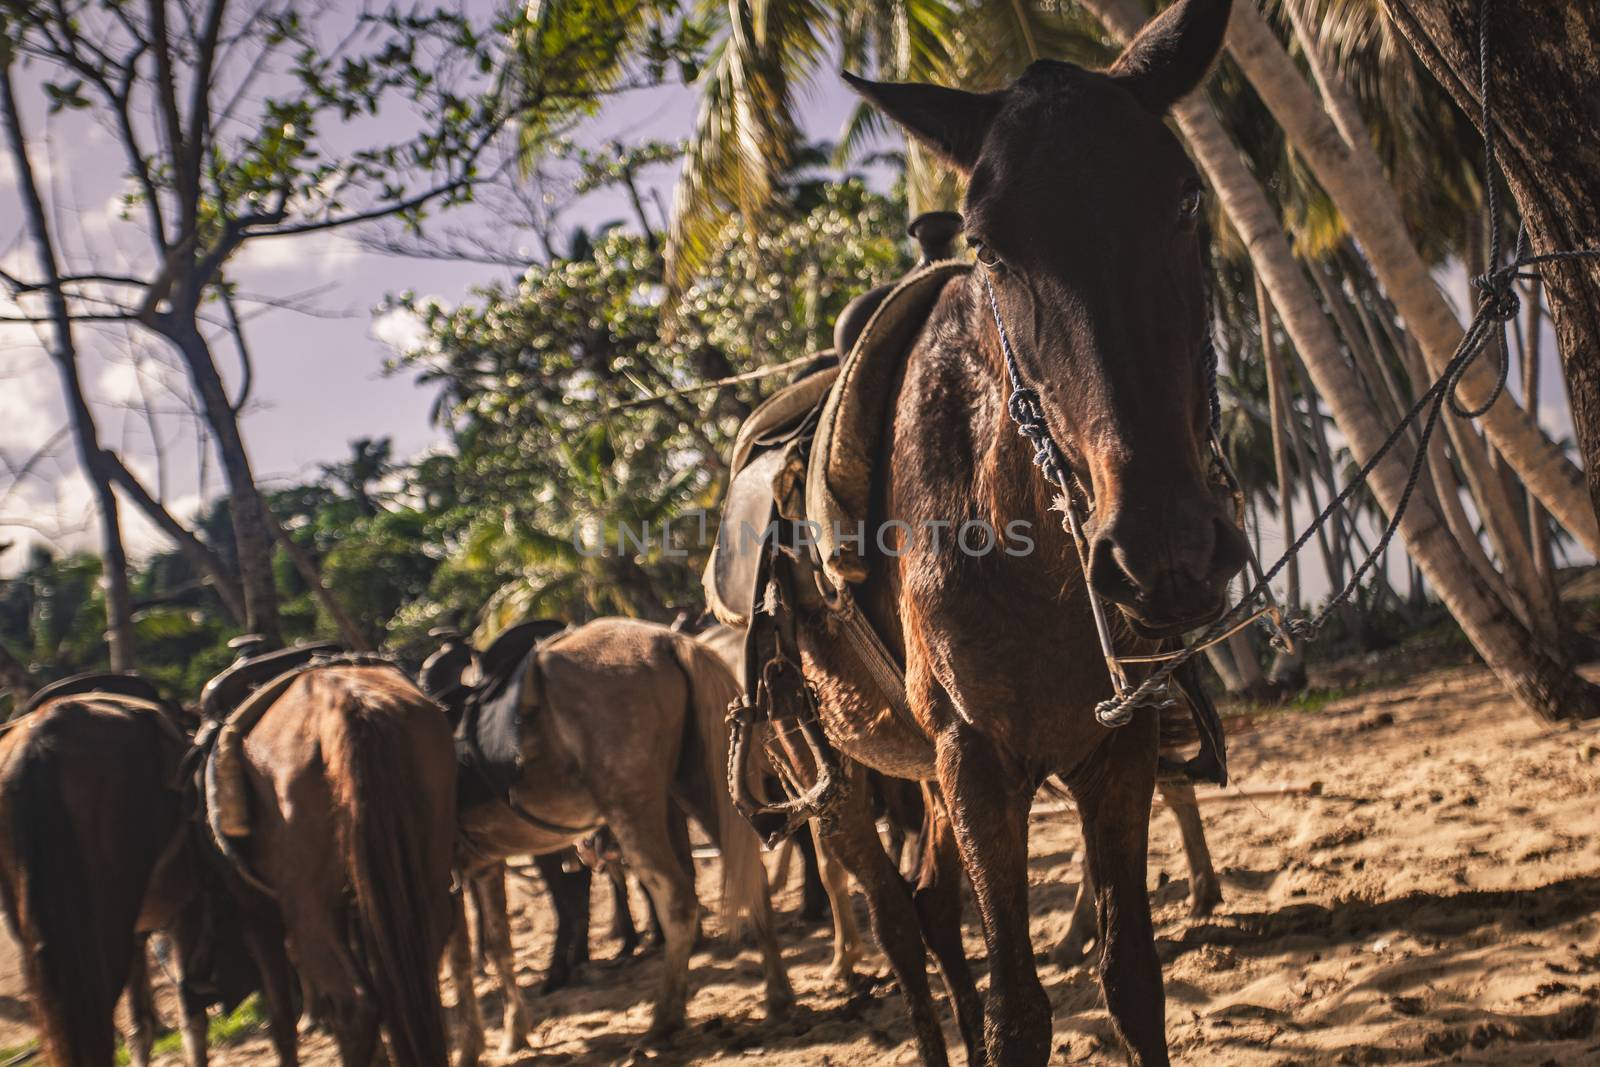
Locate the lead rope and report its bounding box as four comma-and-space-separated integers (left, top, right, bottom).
990, 0, 1600, 727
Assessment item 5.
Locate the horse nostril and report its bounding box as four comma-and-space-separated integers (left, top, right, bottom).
1088, 533, 1141, 606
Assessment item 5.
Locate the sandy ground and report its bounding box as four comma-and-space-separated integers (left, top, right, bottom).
3, 661, 1600, 1065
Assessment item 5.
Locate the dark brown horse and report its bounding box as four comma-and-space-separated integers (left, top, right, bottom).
221, 664, 458, 1066
785, 3, 1245, 1064
0, 687, 256, 1067
436, 618, 791, 1058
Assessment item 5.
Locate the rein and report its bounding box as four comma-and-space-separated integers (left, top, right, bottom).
981, 271, 1294, 727
989, 0, 1600, 727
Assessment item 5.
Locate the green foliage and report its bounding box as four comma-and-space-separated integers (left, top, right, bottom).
389, 176, 910, 635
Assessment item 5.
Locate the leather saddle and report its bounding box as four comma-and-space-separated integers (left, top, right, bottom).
24, 670, 174, 716
199, 637, 342, 721
706, 212, 968, 628
419, 618, 568, 810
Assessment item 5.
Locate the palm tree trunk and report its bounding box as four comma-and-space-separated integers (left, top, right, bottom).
1204, 642, 1244, 693
1385, 0, 1600, 544
1256, 276, 1299, 609
1256, 277, 1305, 685
1330, 254, 1558, 641
1522, 280, 1553, 577
1075, 0, 1597, 722
1222, 1, 1600, 558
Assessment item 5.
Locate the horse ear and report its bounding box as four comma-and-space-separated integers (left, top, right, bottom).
843, 71, 1003, 173
1108, 0, 1234, 113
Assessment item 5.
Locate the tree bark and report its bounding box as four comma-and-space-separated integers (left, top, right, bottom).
1, 61, 134, 672
1522, 281, 1553, 578
1384, 0, 1600, 544
1078, 0, 1598, 722
98, 449, 247, 625
1223, 0, 1600, 558
160, 324, 282, 645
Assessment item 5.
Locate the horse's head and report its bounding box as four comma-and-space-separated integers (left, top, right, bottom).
847, 0, 1247, 637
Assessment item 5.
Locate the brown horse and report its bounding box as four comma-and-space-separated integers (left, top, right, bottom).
436, 618, 791, 1057
221, 664, 458, 1066
0, 687, 257, 1067
781, 3, 1245, 1065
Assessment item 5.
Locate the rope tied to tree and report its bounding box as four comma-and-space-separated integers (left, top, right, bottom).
990, 0, 1600, 727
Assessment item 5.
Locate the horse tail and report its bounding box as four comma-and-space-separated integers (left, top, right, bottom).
670, 635, 770, 944
330, 681, 452, 1067
2, 711, 118, 1065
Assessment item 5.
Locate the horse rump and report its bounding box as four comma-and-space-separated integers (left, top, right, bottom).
0, 707, 152, 1065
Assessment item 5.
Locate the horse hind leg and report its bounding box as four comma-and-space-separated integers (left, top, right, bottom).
1157, 779, 1221, 917
603, 810, 699, 1041
1051, 867, 1099, 970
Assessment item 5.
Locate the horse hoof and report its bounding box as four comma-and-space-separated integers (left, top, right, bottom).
638, 1021, 681, 1050
1190, 881, 1223, 918
766, 983, 796, 1018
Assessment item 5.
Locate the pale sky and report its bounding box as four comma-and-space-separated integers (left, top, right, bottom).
0, 25, 864, 575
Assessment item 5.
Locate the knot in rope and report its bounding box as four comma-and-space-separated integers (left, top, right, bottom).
1269, 614, 1320, 654
1094, 697, 1134, 728
1471, 265, 1522, 323
1006, 385, 1069, 486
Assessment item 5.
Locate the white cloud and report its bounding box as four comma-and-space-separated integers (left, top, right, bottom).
0, 354, 64, 455
370, 305, 429, 356
233, 230, 363, 279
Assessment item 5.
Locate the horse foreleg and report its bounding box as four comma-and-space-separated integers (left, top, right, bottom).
816, 768, 949, 1067
445, 884, 485, 1067
1051, 866, 1099, 970
1157, 779, 1221, 917
1071, 715, 1169, 1067
937, 722, 1050, 1067
913, 786, 983, 1065
475, 867, 531, 1056
123, 937, 159, 1067
811, 822, 862, 987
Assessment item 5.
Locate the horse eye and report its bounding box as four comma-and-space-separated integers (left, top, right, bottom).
970, 240, 1003, 269
1180, 184, 1204, 221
